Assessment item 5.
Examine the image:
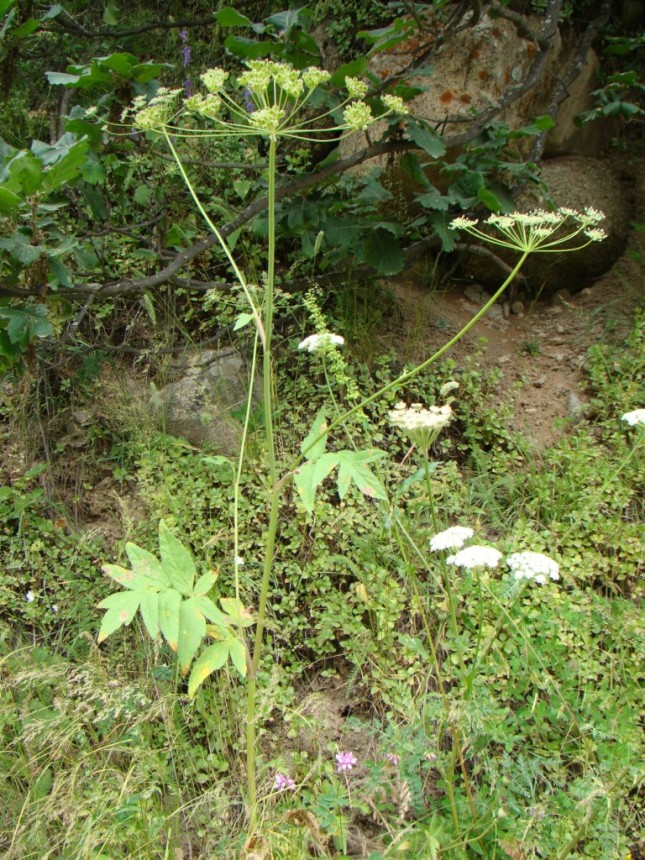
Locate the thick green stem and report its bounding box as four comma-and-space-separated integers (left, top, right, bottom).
246, 137, 280, 832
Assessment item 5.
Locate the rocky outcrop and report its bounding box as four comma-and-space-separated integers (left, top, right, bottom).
150, 349, 260, 452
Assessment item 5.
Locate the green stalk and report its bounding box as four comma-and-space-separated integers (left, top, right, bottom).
246, 137, 281, 832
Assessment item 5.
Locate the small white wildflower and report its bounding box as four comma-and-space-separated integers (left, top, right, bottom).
343, 101, 374, 132
51, 605, 58, 613
200, 68, 228, 93
450, 216, 478, 230
584, 228, 607, 242
446, 546, 502, 570
584, 206, 604, 224
430, 526, 474, 551
297, 333, 345, 352
382, 94, 408, 115
346, 77, 368, 99
26, 590, 35, 603
507, 551, 560, 585
388, 402, 453, 448
621, 409, 645, 427
234, 556, 245, 566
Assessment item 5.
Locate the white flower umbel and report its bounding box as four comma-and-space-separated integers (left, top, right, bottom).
621, 409, 645, 427
389, 401, 453, 449
430, 526, 474, 551
297, 332, 345, 353
446, 546, 502, 570
507, 551, 560, 585
450, 208, 607, 254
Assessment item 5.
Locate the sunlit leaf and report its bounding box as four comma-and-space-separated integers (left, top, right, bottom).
187, 642, 229, 696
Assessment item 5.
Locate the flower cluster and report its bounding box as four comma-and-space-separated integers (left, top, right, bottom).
297, 332, 345, 353
274, 772, 296, 792
430, 526, 474, 551
127, 59, 408, 142
507, 551, 560, 585
389, 401, 453, 449
450, 208, 607, 254
128, 88, 183, 131
622, 408, 645, 427
446, 545, 503, 570
336, 751, 357, 773
430, 526, 561, 584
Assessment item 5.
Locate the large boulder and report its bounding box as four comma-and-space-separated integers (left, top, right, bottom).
460, 157, 631, 294
150, 348, 260, 453
340, 11, 605, 175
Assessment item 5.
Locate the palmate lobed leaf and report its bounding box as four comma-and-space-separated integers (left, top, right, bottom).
158, 589, 181, 651
158, 520, 196, 595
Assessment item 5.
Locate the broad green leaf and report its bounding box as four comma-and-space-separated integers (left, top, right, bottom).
42, 5, 63, 21
0, 186, 21, 215
194, 570, 217, 597
178, 598, 206, 675
158, 520, 196, 595
47, 258, 72, 288
227, 637, 248, 677
139, 591, 159, 640
362, 227, 404, 276
103, 0, 119, 26
97, 592, 141, 642
0, 237, 43, 266
220, 597, 254, 628
224, 35, 274, 60
294, 451, 339, 513
477, 186, 502, 213
101, 52, 137, 75
41, 138, 89, 193
430, 212, 457, 252
187, 642, 229, 696
0, 305, 52, 345
11, 17, 39, 38
6, 151, 44, 195
45, 72, 81, 86
358, 19, 414, 55
301, 408, 328, 462
406, 120, 446, 158
415, 187, 450, 212
133, 184, 151, 206
214, 7, 253, 27
125, 542, 170, 586
233, 312, 253, 330
336, 450, 387, 502
0, 1, 16, 19
330, 57, 368, 88
158, 589, 181, 651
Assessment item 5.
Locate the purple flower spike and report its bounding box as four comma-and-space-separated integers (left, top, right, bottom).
243, 89, 255, 113
274, 772, 296, 792
335, 751, 357, 773
386, 752, 399, 766
183, 79, 193, 98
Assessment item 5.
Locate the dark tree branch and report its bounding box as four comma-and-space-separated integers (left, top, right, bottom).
50, 10, 218, 40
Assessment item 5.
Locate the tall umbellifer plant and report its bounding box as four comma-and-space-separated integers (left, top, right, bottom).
96, 59, 608, 831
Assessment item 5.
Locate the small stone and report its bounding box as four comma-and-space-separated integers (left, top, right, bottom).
551, 288, 572, 306
497, 354, 512, 364
546, 306, 563, 315
502, 301, 510, 319
566, 391, 585, 418
555, 325, 565, 334
533, 376, 547, 388
510, 300, 525, 315
487, 304, 504, 320
464, 284, 484, 304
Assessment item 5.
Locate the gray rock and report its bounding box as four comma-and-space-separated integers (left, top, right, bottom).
150, 349, 261, 453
